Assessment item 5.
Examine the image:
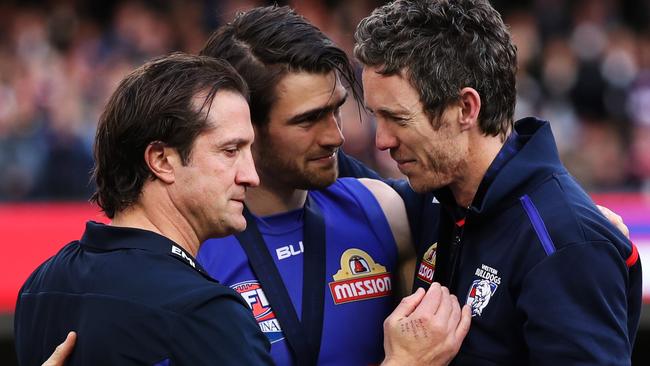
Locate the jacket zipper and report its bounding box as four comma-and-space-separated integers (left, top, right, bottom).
448, 219, 465, 290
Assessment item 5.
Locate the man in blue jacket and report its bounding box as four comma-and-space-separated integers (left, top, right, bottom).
355, 0, 641, 364
14, 53, 272, 365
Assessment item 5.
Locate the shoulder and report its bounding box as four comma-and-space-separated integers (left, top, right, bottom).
18, 241, 80, 294
155, 266, 247, 312
79, 250, 246, 313
357, 178, 413, 253
521, 174, 633, 264
171, 285, 273, 365
357, 178, 405, 215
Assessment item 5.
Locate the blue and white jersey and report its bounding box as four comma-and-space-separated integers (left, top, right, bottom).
198, 178, 398, 366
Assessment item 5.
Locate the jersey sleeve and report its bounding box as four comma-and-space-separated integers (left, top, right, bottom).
171, 290, 273, 365
517, 241, 635, 365
337, 150, 424, 203
337, 150, 440, 255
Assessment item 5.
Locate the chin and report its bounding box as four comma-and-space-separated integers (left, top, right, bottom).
309, 174, 337, 190
297, 168, 338, 190
230, 218, 248, 234
212, 217, 247, 238
406, 179, 429, 194
407, 175, 445, 194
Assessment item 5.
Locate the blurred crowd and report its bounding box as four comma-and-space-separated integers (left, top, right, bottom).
0, 0, 649, 201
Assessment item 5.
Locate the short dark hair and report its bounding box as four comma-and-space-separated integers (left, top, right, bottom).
354, 0, 517, 137
91, 52, 248, 218
199, 5, 359, 127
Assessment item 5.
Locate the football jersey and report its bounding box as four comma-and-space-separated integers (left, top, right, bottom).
198, 178, 398, 365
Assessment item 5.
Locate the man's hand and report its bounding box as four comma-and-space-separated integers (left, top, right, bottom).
597, 205, 630, 239
42, 331, 76, 366
382, 283, 471, 366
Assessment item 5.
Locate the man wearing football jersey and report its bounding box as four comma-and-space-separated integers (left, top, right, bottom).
196, 6, 469, 365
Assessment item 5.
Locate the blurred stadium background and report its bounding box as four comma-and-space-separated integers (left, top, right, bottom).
0, 0, 649, 363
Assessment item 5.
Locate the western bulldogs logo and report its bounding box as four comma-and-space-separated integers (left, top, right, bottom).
231, 280, 284, 343
465, 264, 501, 317
466, 279, 497, 317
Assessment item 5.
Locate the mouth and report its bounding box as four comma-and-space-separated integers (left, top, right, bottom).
231, 196, 246, 206
395, 158, 416, 169
309, 151, 337, 163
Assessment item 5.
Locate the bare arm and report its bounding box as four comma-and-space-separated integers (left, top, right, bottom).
359, 178, 415, 298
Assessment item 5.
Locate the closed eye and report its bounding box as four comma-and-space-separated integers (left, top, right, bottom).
388, 115, 409, 125
223, 148, 239, 157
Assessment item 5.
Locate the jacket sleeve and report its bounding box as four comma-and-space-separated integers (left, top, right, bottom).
517, 241, 635, 365
172, 291, 273, 365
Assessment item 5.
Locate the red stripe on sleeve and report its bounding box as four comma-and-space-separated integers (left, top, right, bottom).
626, 243, 639, 268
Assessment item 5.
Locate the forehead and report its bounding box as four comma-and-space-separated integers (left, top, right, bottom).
271, 71, 346, 118
361, 66, 422, 113
195, 90, 253, 141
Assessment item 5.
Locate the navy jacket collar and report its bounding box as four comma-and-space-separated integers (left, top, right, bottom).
80, 221, 211, 276
435, 117, 566, 218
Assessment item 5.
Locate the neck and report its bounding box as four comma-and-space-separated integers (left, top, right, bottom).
245, 182, 308, 217
110, 185, 201, 256
450, 132, 508, 208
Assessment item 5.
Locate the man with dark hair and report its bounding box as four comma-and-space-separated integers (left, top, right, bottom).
196, 5, 469, 366
30, 3, 634, 365
18, 48, 471, 366
355, 0, 642, 364
14, 53, 272, 365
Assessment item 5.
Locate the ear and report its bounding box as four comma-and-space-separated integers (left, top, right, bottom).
458, 87, 481, 132
144, 141, 178, 184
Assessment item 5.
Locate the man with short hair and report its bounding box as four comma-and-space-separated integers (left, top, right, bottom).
14, 53, 271, 365
197, 6, 469, 365
18, 50, 471, 366
355, 0, 642, 364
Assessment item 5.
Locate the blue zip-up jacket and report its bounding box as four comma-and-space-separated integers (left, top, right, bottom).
434, 117, 641, 365
338, 117, 641, 365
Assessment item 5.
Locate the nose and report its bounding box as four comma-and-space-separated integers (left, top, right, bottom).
236, 147, 260, 188
375, 119, 398, 151
319, 112, 345, 148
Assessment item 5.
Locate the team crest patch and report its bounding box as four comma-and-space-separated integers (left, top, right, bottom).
329, 248, 392, 304
416, 243, 437, 284
465, 264, 501, 317
232, 280, 284, 343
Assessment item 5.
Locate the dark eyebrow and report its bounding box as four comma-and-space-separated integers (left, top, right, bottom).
287, 91, 348, 124
369, 108, 408, 122
220, 137, 250, 147
365, 104, 410, 118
